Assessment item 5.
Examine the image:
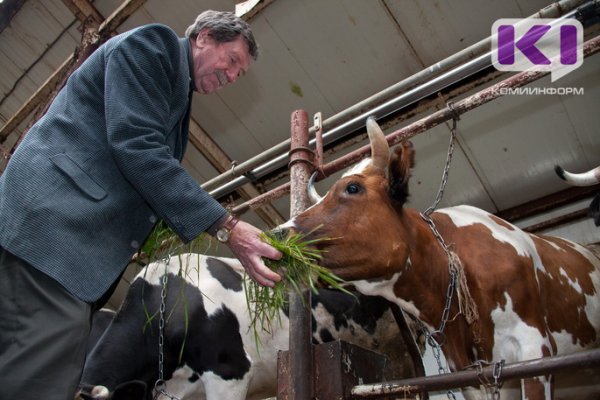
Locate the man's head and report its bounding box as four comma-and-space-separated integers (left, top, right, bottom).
186, 10, 258, 94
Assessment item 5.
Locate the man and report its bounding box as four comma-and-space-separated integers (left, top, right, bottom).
0, 10, 281, 399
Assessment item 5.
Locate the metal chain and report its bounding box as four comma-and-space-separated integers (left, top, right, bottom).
418, 104, 460, 400
417, 318, 457, 400
492, 360, 505, 400
417, 107, 505, 399
423, 103, 458, 217
147, 227, 211, 400
466, 359, 505, 399
144, 227, 205, 397
152, 263, 181, 400
492, 360, 504, 400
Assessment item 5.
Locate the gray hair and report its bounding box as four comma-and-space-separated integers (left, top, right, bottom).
185, 10, 259, 60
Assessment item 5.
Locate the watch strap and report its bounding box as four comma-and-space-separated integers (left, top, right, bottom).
222, 215, 240, 232
207, 214, 239, 237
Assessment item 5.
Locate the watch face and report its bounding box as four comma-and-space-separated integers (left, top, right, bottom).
216, 228, 230, 243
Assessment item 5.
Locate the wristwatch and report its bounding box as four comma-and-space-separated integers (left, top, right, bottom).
215, 215, 240, 243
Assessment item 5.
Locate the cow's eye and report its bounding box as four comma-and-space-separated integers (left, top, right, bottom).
345, 183, 362, 194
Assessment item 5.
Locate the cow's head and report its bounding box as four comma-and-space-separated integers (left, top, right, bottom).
281, 118, 415, 281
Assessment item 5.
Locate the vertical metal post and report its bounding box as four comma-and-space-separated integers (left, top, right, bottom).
288, 109, 313, 399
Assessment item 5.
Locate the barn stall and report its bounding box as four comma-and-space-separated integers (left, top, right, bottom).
0, 0, 599, 399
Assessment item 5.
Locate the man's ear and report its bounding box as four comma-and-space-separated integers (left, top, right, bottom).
196, 28, 211, 46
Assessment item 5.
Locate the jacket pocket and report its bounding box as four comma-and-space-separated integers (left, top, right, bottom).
50, 153, 107, 200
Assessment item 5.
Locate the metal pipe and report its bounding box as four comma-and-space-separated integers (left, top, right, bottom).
231, 34, 600, 215
318, 35, 600, 178
351, 349, 600, 398
287, 110, 314, 400
208, 48, 489, 199
203, 0, 590, 198
496, 186, 598, 222
524, 208, 590, 232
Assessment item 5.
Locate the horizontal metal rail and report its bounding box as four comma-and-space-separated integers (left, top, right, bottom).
232, 34, 600, 216
351, 349, 600, 398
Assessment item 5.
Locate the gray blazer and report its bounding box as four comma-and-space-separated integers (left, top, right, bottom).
0, 24, 227, 302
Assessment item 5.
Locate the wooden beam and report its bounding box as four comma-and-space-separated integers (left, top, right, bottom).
496, 186, 598, 222
0, 54, 75, 143
236, 0, 277, 21
61, 0, 103, 24
188, 120, 233, 171
0, 0, 146, 148
99, 0, 146, 34
0, 0, 27, 34
188, 119, 284, 227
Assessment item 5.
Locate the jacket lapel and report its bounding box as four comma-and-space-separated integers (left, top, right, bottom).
173, 38, 194, 161
175, 86, 192, 161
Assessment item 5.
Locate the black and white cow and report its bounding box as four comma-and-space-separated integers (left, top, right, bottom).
78, 253, 418, 400
87, 309, 116, 354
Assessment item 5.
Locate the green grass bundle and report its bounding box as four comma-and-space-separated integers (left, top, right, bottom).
244, 231, 351, 340
139, 220, 211, 265
138, 221, 212, 363
141, 223, 350, 348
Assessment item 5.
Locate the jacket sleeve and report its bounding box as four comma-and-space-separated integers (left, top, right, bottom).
103, 25, 226, 242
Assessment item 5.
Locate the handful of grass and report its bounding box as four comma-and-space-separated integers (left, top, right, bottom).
138, 221, 212, 363
139, 220, 211, 265
244, 231, 351, 341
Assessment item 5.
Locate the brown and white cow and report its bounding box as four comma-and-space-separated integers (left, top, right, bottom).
279, 117, 600, 400
555, 164, 600, 226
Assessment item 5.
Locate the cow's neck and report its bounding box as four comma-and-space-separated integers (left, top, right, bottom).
350, 207, 486, 367
380, 209, 452, 326
402, 208, 488, 367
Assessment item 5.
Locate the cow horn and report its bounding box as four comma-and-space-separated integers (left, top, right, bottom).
307, 171, 324, 204
555, 165, 600, 187
366, 117, 390, 173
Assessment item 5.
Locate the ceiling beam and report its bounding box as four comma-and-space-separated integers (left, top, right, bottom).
61, 0, 104, 25
99, 0, 146, 34
496, 186, 598, 223
0, 0, 146, 152
188, 119, 284, 227
236, 0, 277, 21
0, 0, 26, 34
0, 54, 74, 144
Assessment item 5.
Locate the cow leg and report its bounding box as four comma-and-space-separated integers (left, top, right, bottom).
201, 371, 251, 400
522, 376, 552, 400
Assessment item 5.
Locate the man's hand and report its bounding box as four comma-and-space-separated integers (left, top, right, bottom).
226, 220, 282, 287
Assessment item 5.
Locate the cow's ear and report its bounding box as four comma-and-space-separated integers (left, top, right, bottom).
388, 141, 415, 208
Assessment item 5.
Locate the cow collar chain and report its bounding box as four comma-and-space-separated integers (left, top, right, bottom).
420, 103, 478, 331
417, 105, 479, 399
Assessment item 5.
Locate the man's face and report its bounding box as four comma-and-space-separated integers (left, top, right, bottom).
191, 29, 252, 94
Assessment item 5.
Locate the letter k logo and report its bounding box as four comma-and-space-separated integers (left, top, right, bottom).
498, 24, 551, 65
491, 18, 583, 82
